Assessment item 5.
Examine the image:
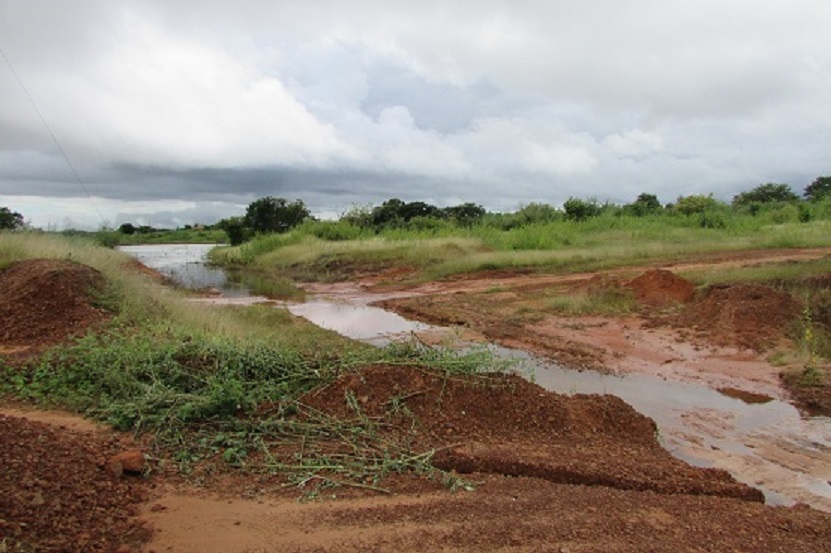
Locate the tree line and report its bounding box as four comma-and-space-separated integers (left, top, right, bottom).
211, 175, 830, 245
2, 176, 829, 241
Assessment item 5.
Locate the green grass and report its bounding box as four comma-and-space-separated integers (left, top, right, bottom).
88, 227, 228, 246
211, 217, 831, 282
679, 256, 831, 288
547, 287, 639, 316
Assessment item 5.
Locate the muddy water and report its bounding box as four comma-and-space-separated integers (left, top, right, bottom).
123, 245, 831, 511
119, 244, 251, 296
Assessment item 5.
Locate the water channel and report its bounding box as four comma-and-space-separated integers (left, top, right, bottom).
121, 244, 831, 511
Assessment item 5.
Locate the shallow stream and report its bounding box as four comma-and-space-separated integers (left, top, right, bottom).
122, 244, 831, 511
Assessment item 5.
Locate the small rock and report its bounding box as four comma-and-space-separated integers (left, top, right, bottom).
107, 450, 146, 476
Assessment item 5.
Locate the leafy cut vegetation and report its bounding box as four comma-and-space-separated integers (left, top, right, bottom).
0, 233, 502, 492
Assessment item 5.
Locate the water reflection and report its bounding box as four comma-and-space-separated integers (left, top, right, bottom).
287, 301, 430, 346
119, 244, 250, 297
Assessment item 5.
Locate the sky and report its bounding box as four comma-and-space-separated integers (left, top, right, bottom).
1, 1, 830, 230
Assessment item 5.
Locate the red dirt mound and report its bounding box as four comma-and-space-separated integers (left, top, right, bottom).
301, 365, 762, 501
674, 284, 803, 351
0, 414, 150, 552
0, 259, 109, 352
627, 269, 695, 308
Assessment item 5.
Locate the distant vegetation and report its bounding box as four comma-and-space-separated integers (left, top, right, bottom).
0, 206, 25, 230
3, 175, 830, 248
209, 176, 830, 247
205, 177, 831, 281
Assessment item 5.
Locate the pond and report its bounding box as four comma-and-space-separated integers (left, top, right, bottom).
122, 243, 831, 511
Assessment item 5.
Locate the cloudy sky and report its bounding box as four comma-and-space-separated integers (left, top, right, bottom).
1, 1, 829, 229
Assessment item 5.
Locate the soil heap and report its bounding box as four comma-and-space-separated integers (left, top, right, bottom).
627, 269, 696, 308
0, 413, 150, 552
0, 259, 109, 356
302, 365, 762, 501
673, 283, 802, 351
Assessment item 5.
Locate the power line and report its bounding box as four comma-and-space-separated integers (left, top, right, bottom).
0, 44, 107, 227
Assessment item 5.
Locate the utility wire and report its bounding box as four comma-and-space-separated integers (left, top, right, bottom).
0, 44, 107, 227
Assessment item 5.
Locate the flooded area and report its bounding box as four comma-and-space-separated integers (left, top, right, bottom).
123, 244, 831, 511
119, 244, 250, 296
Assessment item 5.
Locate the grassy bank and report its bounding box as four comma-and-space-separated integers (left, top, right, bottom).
0, 232, 501, 492
210, 215, 831, 282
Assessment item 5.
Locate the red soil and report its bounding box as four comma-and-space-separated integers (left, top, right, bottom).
671, 283, 803, 351
0, 413, 150, 552
301, 365, 761, 501
627, 268, 696, 307
0, 259, 110, 359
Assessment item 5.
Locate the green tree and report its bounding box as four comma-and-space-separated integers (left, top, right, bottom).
244, 197, 310, 234
0, 207, 24, 230
563, 197, 600, 221
370, 199, 442, 228
514, 202, 560, 224
804, 176, 831, 202
732, 183, 798, 208
118, 223, 137, 235
673, 194, 721, 215
625, 193, 661, 217
371, 198, 407, 227
442, 202, 486, 226
218, 216, 252, 246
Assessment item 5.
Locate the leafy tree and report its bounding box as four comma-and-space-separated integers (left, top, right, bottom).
673, 194, 721, 215
0, 207, 24, 230
340, 204, 374, 228
371, 198, 407, 227
118, 223, 137, 235
442, 202, 486, 226
625, 193, 661, 217
218, 216, 252, 246
244, 197, 310, 234
804, 176, 831, 202
732, 183, 798, 208
563, 197, 600, 221
370, 198, 442, 228
514, 202, 560, 225
399, 201, 439, 221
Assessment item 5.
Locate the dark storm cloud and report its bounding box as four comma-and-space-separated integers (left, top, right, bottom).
1, 1, 830, 229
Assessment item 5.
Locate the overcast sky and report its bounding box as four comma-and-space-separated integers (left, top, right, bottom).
1, 1, 829, 229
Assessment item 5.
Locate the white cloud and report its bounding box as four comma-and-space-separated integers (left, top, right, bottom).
604, 129, 663, 159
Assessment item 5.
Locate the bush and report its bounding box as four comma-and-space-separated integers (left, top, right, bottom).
563, 197, 600, 221
732, 183, 798, 208
673, 194, 722, 215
